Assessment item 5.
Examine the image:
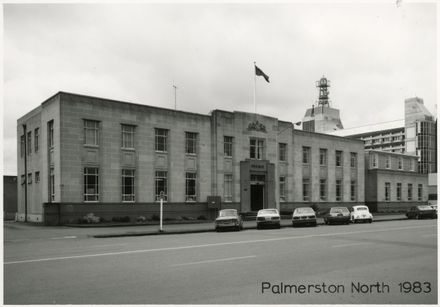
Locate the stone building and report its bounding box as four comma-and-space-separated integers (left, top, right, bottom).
17, 92, 367, 224
364, 150, 428, 212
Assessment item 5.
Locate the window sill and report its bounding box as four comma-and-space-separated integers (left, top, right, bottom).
122, 148, 136, 151
84, 144, 99, 149
155, 150, 168, 154
84, 201, 99, 203
185, 153, 197, 157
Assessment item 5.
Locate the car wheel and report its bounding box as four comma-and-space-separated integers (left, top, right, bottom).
277, 224, 281, 229
292, 222, 296, 228
368, 219, 372, 223
416, 214, 421, 220
313, 222, 317, 227
257, 224, 261, 230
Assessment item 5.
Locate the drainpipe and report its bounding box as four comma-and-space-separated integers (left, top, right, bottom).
22, 124, 28, 222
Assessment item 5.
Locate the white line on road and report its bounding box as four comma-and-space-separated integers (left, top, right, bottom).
332, 242, 372, 248
421, 234, 437, 238
170, 255, 256, 267
50, 236, 77, 240
4, 224, 435, 265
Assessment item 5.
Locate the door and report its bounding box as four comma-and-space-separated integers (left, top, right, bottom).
251, 184, 264, 211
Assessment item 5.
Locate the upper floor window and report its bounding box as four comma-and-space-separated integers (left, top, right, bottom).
398, 158, 403, 170
185, 132, 197, 154
20, 135, 25, 157
48, 120, 54, 148
84, 120, 99, 146
319, 149, 327, 166
410, 159, 415, 171
302, 147, 311, 164
371, 153, 378, 168
27, 131, 32, 155
335, 150, 343, 167
279, 143, 287, 162
121, 125, 135, 149
35, 171, 40, 183
350, 152, 357, 168
224, 136, 233, 157
250, 138, 264, 160
385, 156, 391, 169
34, 128, 39, 153
155, 128, 168, 152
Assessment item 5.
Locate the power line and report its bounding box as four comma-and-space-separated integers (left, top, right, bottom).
341, 118, 404, 131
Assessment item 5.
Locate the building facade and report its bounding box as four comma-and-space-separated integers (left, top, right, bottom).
17, 92, 366, 224
3, 176, 18, 220
364, 150, 428, 212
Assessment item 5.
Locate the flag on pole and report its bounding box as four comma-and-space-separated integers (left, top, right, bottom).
255, 65, 270, 83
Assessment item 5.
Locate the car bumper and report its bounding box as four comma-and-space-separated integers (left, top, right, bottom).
292, 218, 317, 225
326, 216, 350, 223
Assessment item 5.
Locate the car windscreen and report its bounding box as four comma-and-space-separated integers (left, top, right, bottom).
330, 207, 348, 213
356, 207, 368, 211
417, 206, 433, 211
259, 209, 278, 215
295, 208, 313, 214
219, 210, 237, 217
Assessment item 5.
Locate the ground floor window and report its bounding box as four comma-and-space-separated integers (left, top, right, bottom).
154, 171, 168, 201
122, 169, 135, 202
303, 178, 310, 202
407, 184, 413, 201
319, 179, 326, 201
385, 182, 390, 201
350, 180, 356, 201
185, 172, 197, 202
396, 183, 402, 201
49, 167, 55, 202
279, 176, 286, 201
84, 167, 99, 202
224, 174, 233, 202
336, 179, 342, 201
418, 184, 423, 201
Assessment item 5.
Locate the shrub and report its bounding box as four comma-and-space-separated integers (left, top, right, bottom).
112, 216, 131, 223
197, 215, 207, 220
151, 214, 160, 221
137, 216, 147, 222
80, 213, 101, 224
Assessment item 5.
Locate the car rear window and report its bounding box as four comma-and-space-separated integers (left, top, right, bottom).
219, 210, 237, 217
295, 208, 313, 214
330, 207, 349, 213
260, 209, 278, 215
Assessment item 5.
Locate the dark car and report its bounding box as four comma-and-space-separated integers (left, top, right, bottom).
292, 207, 317, 227
406, 205, 437, 219
324, 207, 351, 225
215, 209, 243, 231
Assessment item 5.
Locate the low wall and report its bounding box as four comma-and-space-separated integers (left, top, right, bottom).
367, 201, 429, 213
280, 202, 366, 214
44, 202, 218, 225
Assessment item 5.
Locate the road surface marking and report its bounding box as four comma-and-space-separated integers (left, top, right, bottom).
170, 255, 256, 267
332, 242, 372, 248
4, 224, 435, 265
421, 234, 437, 238
51, 236, 77, 240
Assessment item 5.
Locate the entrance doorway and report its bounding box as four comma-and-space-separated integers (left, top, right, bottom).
251, 184, 264, 211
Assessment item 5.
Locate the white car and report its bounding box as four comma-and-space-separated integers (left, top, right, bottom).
350, 205, 373, 223
256, 208, 281, 229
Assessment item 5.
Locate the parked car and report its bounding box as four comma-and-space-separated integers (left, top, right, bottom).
350, 205, 373, 223
214, 209, 243, 231
256, 208, 281, 229
292, 207, 317, 227
406, 205, 437, 220
324, 207, 350, 225
429, 204, 438, 218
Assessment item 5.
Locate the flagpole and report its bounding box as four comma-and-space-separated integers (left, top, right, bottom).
253, 61, 257, 114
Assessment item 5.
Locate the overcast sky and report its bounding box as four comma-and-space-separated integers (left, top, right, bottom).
3, 2, 437, 175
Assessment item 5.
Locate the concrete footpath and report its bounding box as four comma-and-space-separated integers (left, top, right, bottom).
89, 214, 408, 238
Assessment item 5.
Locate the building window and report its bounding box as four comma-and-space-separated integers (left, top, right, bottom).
407, 183, 413, 201
155, 171, 168, 201
35, 171, 40, 183
335, 151, 343, 167
302, 147, 311, 164
224, 174, 233, 202
27, 173, 32, 184
250, 138, 264, 160
350, 153, 357, 168
371, 153, 378, 168
279, 176, 286, 201
122, 169, 135, 202
121, 125, 135, 149
185, 132, 197, 154
224, 136, 233, 157
319, 179, 326, 201
34, 128, 39, 152
336, 179, 343, 201
20, 135, 25, 157
84, 120, 99, 146
21, 174, 25, 185
398, 158, 403, 170
302, 178, 310, 202
27, 131, 32, 155
279, 143, 287, 162
185, 172, 197, 202
319, 149, 327, 166
385, 156, 391, 169
410, 159, 415, 171
84, 167, 99, 202
49, 167, 55, 202
350, 180, 357, 201
418, 184, 423, 201
385, 182, 390, 201
155, 128, 168, 152
396, 183, 402, 201
48, 120, 54, 149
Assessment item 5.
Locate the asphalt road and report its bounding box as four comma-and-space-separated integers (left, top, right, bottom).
4, 219, 437, 304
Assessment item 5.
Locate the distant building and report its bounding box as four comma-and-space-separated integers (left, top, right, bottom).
302, 76, 344, 133
364, 150, 428, 213
3, 176, 17, 220
17, 92, 366, 224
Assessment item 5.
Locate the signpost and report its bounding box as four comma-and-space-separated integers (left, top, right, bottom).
159, 191, 164, 232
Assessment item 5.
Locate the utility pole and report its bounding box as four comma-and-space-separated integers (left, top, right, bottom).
173, 84, 178, 110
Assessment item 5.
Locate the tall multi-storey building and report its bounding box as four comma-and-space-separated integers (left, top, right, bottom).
17, 92, 366, 224
302, 77, 344, 133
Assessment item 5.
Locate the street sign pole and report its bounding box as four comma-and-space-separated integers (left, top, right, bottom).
159, 191, 164, 232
